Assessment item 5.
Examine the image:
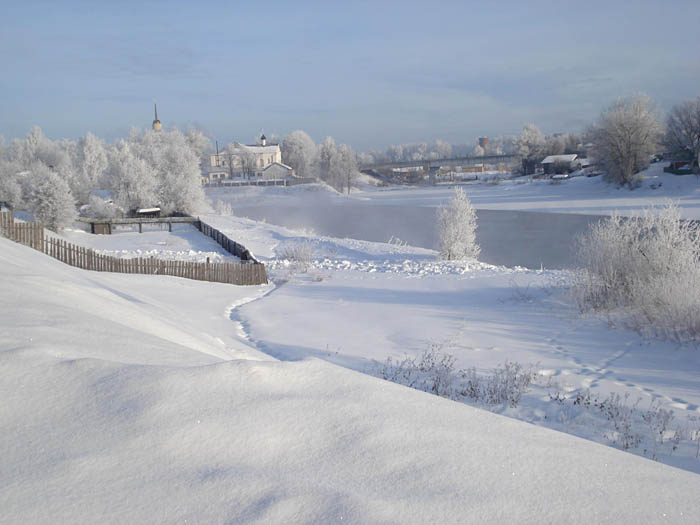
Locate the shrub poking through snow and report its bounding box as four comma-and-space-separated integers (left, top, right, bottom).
377, 345, 536, 407
459, 361, 536, 408
549, 388, 699, 461
437, 187, 480, 261
277, 241, 315, 273
573, 203, 700, 342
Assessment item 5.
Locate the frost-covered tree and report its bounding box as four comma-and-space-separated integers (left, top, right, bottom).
317, 136, 336, 182
473, 144, 485, 157
388, 144, 404, 162
185, 128, 212, 158
544, 135, 566, 156
589, 95, 661, 187
282, 130, 316, 177
665, 96, 700, 173
127, 129, 205, 214
356, 151, 374, 165
7, 127, 73, 177
517, 124, 546, 174
434, 139, 452, 159
28, 164, 76, 231
108, 140, 158, 213
437, 187, 479, 261
0, 161, 23, 208
70, 133, 108, 202
563, 133, 581, 154
330, 143, 358, 194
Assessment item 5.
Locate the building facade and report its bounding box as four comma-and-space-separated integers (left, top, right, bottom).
204, 135, 292, 184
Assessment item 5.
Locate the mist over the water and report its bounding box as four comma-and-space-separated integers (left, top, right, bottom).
234, 205, 603, 269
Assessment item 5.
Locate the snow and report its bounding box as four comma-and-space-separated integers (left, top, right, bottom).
54, 223, 240, 263
206, 163, 700, 269
2, 236, 700, 522
4, 167, 700, 520
355, 163, 700, 219
198, 214, 700, 472
542, 154, 578, 164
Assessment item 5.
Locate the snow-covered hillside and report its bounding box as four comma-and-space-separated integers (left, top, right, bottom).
202, 214, 700, 473
3, 230, 700, 522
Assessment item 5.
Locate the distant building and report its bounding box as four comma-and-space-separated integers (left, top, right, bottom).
262, 162, 295, 180
478, 137, 489, 149
209, 134, 282, 173
204, 134, 291, 184
541, 154, 578, 175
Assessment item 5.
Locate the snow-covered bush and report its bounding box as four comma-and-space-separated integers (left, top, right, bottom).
574, 204, 700, 342
437, 187, 480, 260
28, 166, 76, 231
277, 241, 315, 273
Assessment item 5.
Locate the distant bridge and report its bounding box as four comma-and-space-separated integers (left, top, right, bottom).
359, 154, 519, 172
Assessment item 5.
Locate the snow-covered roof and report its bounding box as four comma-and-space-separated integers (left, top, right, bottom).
136, 207, 161, 214
240, 144, 280, 154
262, 162, 293, 171
541, 154, 578, 164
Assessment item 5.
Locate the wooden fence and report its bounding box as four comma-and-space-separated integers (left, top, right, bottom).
197, 220, 258, 262
0, 211, 267, 286
0, 211, 44, 250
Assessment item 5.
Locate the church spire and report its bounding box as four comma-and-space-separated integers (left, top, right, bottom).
152, 102, 162, 131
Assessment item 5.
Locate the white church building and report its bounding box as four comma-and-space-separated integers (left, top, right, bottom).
204, 134, 294, 184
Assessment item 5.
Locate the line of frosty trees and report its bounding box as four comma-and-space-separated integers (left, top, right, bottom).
437, 93, 700, 265
0, 126, 361, 231
518, 94, 700, 186
0, 127, 211, 231
365, 94, 700, 187
2, 93, 698, 231
280, 131, 358, 194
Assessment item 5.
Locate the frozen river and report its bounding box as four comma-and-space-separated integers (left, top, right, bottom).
234, 204, 604, 269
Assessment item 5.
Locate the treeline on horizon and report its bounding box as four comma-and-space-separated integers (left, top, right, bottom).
0, 92, 698, 230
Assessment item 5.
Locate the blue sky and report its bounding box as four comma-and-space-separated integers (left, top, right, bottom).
2, 0, 699, 150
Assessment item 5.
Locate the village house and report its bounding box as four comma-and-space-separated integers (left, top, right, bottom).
541, 154, 578, 175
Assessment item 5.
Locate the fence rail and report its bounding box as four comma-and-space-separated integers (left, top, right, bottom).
0, 211, 267, 286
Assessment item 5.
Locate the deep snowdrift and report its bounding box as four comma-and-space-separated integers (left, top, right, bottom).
2, 237, 700, 523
